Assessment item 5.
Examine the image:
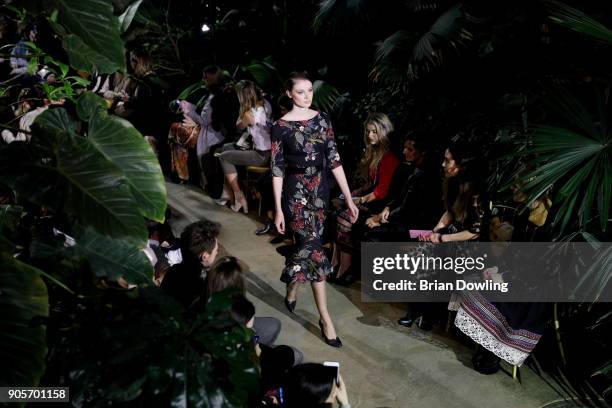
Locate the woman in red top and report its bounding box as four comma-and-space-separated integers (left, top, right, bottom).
333, 113, 400, 283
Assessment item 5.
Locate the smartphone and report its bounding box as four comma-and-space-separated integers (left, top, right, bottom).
323, 361, 340, 385
409, 229, 432, 239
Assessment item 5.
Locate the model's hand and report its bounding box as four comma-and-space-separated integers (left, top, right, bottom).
346, 200, 359, 223
380, 207, 390, 223
274, 211, 285, 234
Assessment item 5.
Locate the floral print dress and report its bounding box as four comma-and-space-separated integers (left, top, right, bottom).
271, 112, 342, 283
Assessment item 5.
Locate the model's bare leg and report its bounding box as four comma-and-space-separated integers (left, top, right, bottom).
286, 281, 299, 302
312, 281, 337, 339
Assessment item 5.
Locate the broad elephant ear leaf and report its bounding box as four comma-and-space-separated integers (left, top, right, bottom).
88, 111, 167, 222
71, 224, 153, 285
0, 237, 49, 388
76, 91, 108, 121
0, 109, 147, 245
55, 0, 126, 73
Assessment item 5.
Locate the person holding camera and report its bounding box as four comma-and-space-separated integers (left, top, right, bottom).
282, 363, 350, 408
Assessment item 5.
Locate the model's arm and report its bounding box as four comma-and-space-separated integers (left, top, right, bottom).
324, 114, 359, 222
271, 124, 286, 233
273, 176, 285, 233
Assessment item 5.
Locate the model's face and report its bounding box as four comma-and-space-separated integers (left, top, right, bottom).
403, 140, 423, 162
366, 123, 380, 145
287, 79, 313, 109
442, 149, 461, 178
200, 239, 219, 267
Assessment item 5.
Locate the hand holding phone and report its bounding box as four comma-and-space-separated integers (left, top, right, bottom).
323, 361, 340, 386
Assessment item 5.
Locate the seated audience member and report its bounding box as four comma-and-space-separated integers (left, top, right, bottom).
176, 65, 235, 191
217, 80, 273, 213
146, 218, 181, 286
1, 88, 48, 144
283, 363, 350, 408
229, 294, 302, 404
363, 135, 441, 241
160, 219, 220, 307
333, 113, 400, 283
206, 256, 281, 347
398, 140, 486, 328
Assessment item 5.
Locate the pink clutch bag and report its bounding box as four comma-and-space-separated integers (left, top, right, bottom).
409, 230, 432, 239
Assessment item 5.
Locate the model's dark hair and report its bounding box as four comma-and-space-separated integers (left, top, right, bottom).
283, 363, 335, 407
180, 219, 220, 263
284, 71, 312, 92
206, 256, 245, 296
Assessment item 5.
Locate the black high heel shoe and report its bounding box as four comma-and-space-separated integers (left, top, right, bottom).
319, 320, 342, 348
284, 297, 296, 313
397, 314, 414, 327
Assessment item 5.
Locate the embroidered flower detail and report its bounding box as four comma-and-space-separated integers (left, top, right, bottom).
292, 265, 302, 272
299, 126, 305, 132
300, 198, 308, 205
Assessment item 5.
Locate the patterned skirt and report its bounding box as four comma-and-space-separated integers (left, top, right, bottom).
168, 122, 199, 181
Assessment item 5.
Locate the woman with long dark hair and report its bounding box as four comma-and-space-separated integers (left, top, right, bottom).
271, 72, 358, 348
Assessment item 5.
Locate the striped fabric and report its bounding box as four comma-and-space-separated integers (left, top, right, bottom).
454, 291, 541, 366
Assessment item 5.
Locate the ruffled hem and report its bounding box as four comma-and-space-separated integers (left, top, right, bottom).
280, 243, 332, 283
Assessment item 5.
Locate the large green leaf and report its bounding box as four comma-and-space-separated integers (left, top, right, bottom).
76, 91, 108, 121
56, 0, 126, 73
0, 237, 49, 388
87, 111, 167, 221
62, 33, 121, 74
0, 109, 147, 245
118, 0, 143, 34
242, 59, 283, 93
71, 224, 152, 285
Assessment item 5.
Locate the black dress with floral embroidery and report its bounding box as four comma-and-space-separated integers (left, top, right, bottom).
271, 112, 342, 283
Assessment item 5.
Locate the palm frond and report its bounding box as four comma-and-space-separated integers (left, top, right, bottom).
312, 80, 342, 114
544, 0, 612, 45
313, 0, 373, 35
371, 4, 470, 84
508, 88, 611, 233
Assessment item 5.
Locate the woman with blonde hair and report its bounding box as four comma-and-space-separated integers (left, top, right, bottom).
333, 112, 400, 284
217, 79, 272, 212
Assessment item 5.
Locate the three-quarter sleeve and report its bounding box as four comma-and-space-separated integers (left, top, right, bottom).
323, 113, 342, 169
271, 123, 286, 177
372, 152, 400, 200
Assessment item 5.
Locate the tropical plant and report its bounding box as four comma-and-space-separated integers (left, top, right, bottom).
0, 1, 258, 405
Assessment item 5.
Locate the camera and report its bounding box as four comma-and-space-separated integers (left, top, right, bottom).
169, 99, 182, 114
